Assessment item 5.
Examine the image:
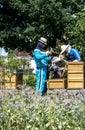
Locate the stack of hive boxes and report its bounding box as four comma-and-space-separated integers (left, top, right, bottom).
67, 62, 85, 89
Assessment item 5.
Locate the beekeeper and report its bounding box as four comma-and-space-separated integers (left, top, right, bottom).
59, 44, 81, 62
33, 37, 53, 96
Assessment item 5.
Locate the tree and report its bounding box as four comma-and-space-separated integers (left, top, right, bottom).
63, 1, 85, 60
0, 0, 70, 49
0, 0, 85, 57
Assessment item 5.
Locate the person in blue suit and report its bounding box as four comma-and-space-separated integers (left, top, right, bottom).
33, 37, 52, 96
60, 44, 81, 62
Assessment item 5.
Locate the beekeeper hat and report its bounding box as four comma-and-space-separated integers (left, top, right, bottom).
52, 57, 62, 64
39, 37, 47, 45
60, 44, 69, 54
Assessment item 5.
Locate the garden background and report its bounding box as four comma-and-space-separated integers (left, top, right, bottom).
0, 0, 85, 129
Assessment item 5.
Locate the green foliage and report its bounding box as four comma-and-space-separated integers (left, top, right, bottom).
0, 0, 85, 58
24, 75, 36, 89
0, 89, 85, 130
0, 49, 28, 87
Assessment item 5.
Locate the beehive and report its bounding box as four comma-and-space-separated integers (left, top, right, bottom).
5, 82, 16, 89
4, 75, 16, 88
48, 78, 67, 89
67, 62, 85, 89
4, 73, 23, 89
68, 62, 84, 71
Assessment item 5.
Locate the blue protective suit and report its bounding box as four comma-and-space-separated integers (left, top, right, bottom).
66, 48, 81, 62
34, 42, 51, 96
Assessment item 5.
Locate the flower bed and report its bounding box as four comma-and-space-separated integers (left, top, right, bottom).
0, 88, 85, 130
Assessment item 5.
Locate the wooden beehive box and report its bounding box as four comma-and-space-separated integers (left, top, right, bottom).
5, 75, 16, 82
5, 82, 16, 89
68, 71, 83, 79
68, 79, 84, 89
67, 62, 85, 89
4, 75, 16, 89
67, 62, 84, 71
4, 73, 23, 89
48, 78, 67, 89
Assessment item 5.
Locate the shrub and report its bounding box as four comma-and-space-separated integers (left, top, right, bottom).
24, 75, 36, 89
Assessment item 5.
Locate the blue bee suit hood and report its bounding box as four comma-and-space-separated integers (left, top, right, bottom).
36, 41, 44, 51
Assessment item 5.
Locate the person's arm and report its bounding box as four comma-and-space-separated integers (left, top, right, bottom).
45, 57, 52, 62
34, 49, 47, 60
73, 49, 81, 61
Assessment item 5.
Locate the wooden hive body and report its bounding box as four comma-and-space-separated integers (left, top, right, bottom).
48, 79, 67, 89
67, 62, 84, 89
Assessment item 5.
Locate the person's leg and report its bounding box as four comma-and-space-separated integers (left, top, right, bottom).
35, 69, 40, 94
40, 68, 47, 96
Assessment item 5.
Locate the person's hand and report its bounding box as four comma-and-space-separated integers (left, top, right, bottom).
50, 48, 54, 54
46, 48, 54, 56
59, 54, 64, 60
46, 51, 50, 55
73, 60, 78, 62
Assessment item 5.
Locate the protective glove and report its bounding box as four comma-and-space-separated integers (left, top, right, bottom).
46, 48, 54, 56
73, 60, 78, 62
59, 54, 64, 60
46, 51, 50, 55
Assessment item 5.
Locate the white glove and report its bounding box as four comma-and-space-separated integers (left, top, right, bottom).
46, 51, 50, 55
59, 54, 64, 60
73, 60, 78, 62
50, 48, 54, 53
47, 48, 54, 56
